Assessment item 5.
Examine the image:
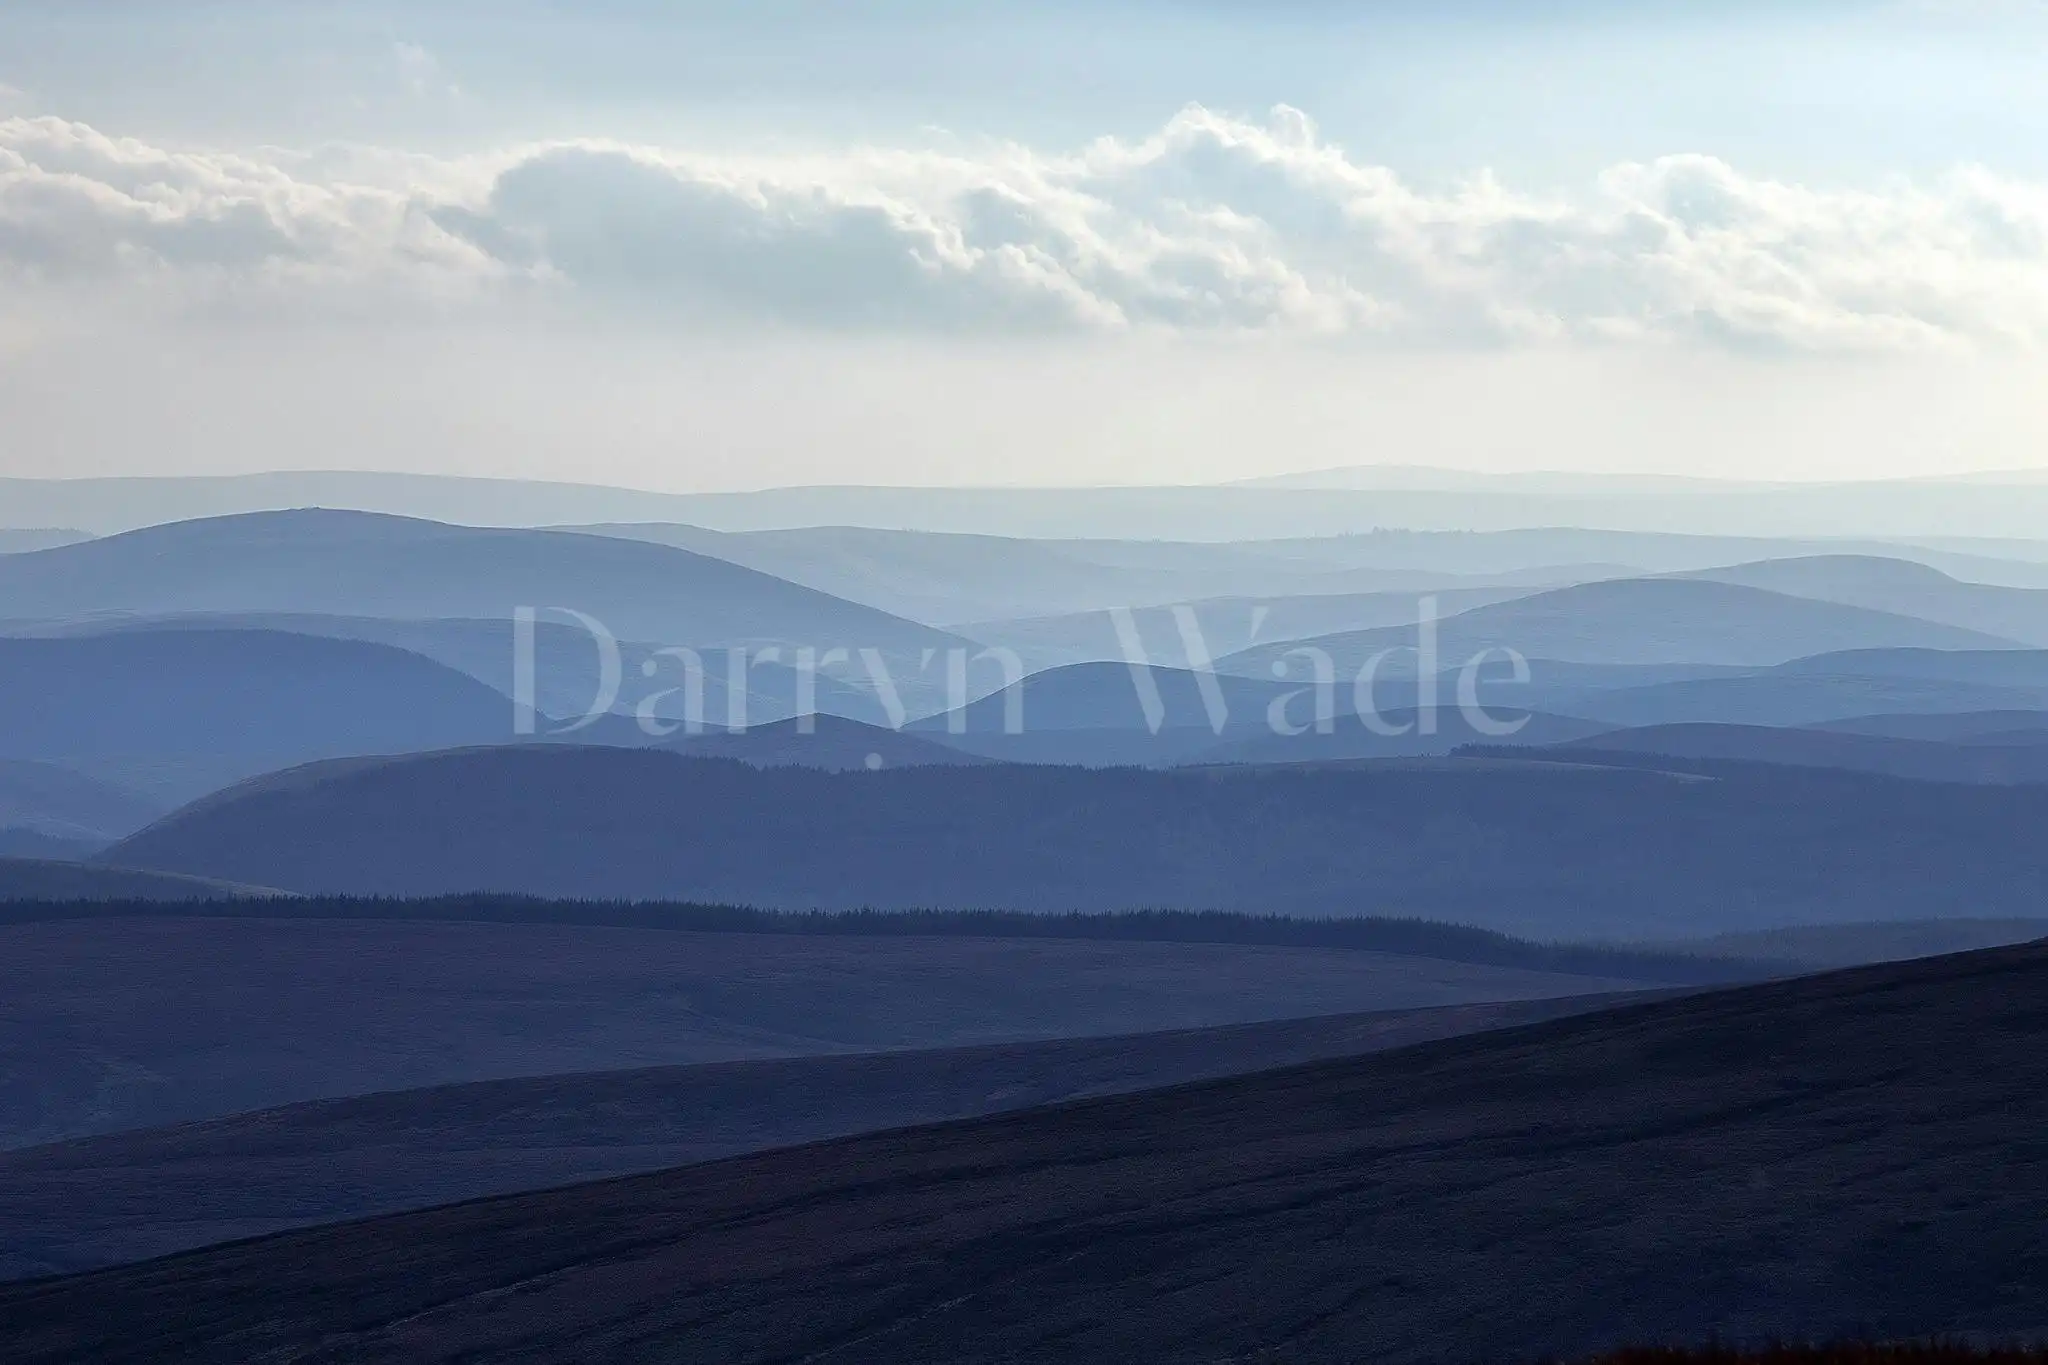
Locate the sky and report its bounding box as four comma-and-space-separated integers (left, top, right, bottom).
4, 0, 2048, 490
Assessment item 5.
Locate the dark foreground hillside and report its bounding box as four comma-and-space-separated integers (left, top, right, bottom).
0, 994, 1632, 1279
1587, 1350, 2048, 1365
6, 944, 2046, 1364
0, 912, 1651, 1147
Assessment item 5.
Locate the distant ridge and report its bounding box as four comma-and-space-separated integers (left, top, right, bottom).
669, 714, 993, 769
1221, 577, 2022, 676
0, 529, 92, 555
1683, 556, 2048, 646
0, 759, 165, 843
18, 470, 2048, 540
1819, 710, 2048, 742
1227, 466, 1766, 493
0, 896, 1780, 985
0, 832, 100, 861
1558, 662, 2048, 730
1519, 723, 2048, 785
0, 472, 723, 535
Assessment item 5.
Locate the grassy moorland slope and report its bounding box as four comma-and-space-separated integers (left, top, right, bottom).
0, 994, 1634, 1279
6, 943, 2041, 1363
0, 911, 1663, 1147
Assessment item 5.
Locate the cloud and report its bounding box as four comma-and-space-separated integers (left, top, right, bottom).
5, 107, 2048, 350
0, 115, 493, 308
450, 147, 1106, 331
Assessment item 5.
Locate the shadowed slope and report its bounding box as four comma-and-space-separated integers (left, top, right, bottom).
1647, 919, 2047, 969
0, 630, 517, 763
0, 994, 1634, 1279
5, 944, 2045, 1364
0, 913, 1649, 1147
100, 746, 2048, 937
0, 629, 530, 803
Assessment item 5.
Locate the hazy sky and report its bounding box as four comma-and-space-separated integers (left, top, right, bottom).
4, 1, 2048, 489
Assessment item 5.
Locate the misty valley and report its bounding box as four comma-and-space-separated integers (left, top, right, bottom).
3, 474, 2048, 1361
8, 3, 2048, 1357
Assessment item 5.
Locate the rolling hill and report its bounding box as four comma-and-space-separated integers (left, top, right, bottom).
15, 468, 2048, 546
904, 661, 1329, 764
420, 473, 2048, 539
1687, 556, 2048, 646
1514, 647, 2048, 731
1773, 647, 2048, 687
578, 523, 1288, 624
958, 585, 1552, 671
6, 612, 898, 732
0, 761, 164, 845
0, 630, 531, 803
0, 472, 724, 534
1563, 671, 2048, 730
1546, 723, 2048, 785
0, 510, 961, 658
0, 910, 1655, 1147
1817, 710, 2048, 742
0, 832, 99, 862
667, 714, 992, 769
908, 661, 1294, 736
576, 523, 1625, 626
98, 746, 2048, 937
1188, 709, 1612, 765
0, 994, 1636, 1280
7, 943, 2045, 1363
1220, 525, 2048, 588
1643, 919, 2048, 970
1219, 577, 2020, 677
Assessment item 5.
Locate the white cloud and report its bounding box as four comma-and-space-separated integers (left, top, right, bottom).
0, 115, 494, 309
5, 106, 2048, 350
